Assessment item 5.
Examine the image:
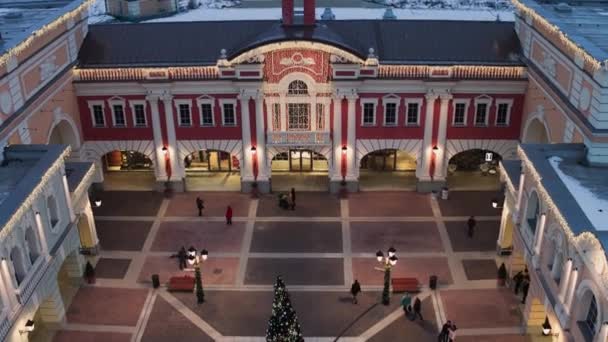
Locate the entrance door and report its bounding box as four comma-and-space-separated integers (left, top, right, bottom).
289, 149, 313, 171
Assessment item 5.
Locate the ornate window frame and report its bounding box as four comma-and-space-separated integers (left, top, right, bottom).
129, 100, 147, 128
360, 98, 378, 126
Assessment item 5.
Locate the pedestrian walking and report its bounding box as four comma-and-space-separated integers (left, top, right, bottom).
513, 270, 524, 294
413, 297, 423, 321
448, 323, 458, 342
521, 278, 530, 304
401, 292, 412, 317
350, 280, 361, 304
225, 205, 233, 225
196, 197, 204, 217
289, 187, 296, 210
438, 320, 452, 342
467, 216, 476, 238
177, 246, 187, 270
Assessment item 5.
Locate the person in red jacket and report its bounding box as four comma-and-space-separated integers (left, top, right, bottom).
225, 205, 233, 225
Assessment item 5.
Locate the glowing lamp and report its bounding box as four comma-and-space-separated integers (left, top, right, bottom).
201, 249, 208, 261
388, 247, 396, 257
389, 255, 398, 266
376, 251, 384, 262
94, 199, 102, 208
432, 145, 439, 152
341, 146, 347, 154
251, 146, 257, 154
541, 317, 551, 336
162, 146, 168, 156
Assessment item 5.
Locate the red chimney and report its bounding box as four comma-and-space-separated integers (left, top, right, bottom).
282, 0, 294, 25
303, 0, 316, 25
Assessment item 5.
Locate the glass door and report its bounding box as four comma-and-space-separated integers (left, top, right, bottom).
290, 150, 301, 171
300, 150, 312, 171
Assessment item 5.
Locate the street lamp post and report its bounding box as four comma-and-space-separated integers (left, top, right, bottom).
376, 247, 398, 305
187, 247, 209, 304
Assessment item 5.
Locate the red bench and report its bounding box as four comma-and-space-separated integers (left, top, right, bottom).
167, 276, 195, 292
391, 277, 420, 293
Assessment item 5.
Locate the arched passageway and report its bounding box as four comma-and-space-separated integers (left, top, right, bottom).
101, 150, 156, 191
48, 120, 80, 151
183, 149, 241, 191
523, 118, 550, 144
358, 149, 417, 190
446, 149, 502, 190
270, 149, 329, 191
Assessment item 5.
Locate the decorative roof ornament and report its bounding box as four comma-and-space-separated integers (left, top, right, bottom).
321, 8, 335, 20
220, 49, 227, 59
365, 47, 378, 66
382, 8, 397, 20
217, 48, 230, 67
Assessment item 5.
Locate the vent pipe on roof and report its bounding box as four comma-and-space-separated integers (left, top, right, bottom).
321, 7, 335, 20
383, 8, 397, 20
303, 0, 316, 25
282, 0, 294, 25
282, 0, 316, 26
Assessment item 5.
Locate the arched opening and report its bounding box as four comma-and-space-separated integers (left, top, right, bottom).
48, 119, 80, 151
270, 149, 329, 191
446, 149, 502, 190
10, 247, 26, 286
47, 195, 59, 229
101, 150, 156, 191
577, 290, 600, 339
183, 149, 241, 191
359, 149, 417, 190
523, 118, 550, 144
525, 192, 540, 234
288, 80, 308, 95
24, 227, 40, 265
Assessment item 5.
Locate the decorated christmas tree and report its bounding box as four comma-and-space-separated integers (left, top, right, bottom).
195, 265, 205, 304
266, 276, 304, 342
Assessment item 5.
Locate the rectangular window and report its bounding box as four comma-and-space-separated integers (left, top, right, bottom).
200, 103, 214, 126
222, 103, 236, 126
475, 103, 488, 126
272, 103, 281, 131
406, 103, 419, 125
316, 103, 325, 130
496, 103, 510, 126
179, 104, 191, 126
584, 296, 598, 337
362, 103, 375, 125
288, 103, 310, 130
453, 103, 467, 125
384, 103, 397, 126
133, 104, 146, 127
92, 105, 105, 127
113, 105, 126, 127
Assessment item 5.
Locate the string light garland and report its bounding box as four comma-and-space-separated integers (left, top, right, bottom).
74, 67, 219, 81
378, 65, 526, 79
0, 0, 95, 70
517, 146, 608, 289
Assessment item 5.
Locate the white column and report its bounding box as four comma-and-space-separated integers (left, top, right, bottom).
83, 200, 99, 248
533, 213, 547, 255
564, 267, 579, 314
434, 94, 452, 180
0, 262, 13, 313
280, 96, 287, 132
346, 94, 358, 180
146, 94, 167, 180
0, 260, 18, 310
254, 94, 268, 181
515, 172, 526, 222
62, 175, 75, 222
161, 94, 184, 181
596, 322, 608, 342
35, 211, 50, 258
331, 95, 343, 181
417, 93, 437, 180
558, 258, 573, 301
239, 93, 254, 182
551, 252, 562, 280
497, 203, 510, 247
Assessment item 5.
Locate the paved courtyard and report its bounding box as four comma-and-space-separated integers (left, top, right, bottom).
50, 190, 528, 341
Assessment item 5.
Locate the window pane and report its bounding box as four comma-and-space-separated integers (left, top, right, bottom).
272, 103, 281, 131
363, 103, 375, 125
223, 104, 235, 125
585, 296, 598, 334
93, 105, 105, 126
201, 104, 213, 125
385, 103, 397, 125
113, 105, 125, 126
134, 105, 146, 126
475, 103, 487, 125
497, 103, 509, 125
288, 103, 310, 130
288, 80, 308, 95
454, 103, 466, 124
316, 103, 325, 130
407, 103, 418, 124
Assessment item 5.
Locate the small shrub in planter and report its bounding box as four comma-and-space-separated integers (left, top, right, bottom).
497, 262, 507, 286
84, 261, 96, 284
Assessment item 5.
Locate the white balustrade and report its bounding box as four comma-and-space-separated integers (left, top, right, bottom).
267, 131, 331, 146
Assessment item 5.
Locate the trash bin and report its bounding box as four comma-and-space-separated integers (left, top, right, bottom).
152, 274, 160, 289
440, 187, 449, 200
429, 275, 438, 290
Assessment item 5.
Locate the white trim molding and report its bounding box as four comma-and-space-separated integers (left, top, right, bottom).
360, 98, 378, 126
495, 99, 514, 127
177, 139, 243, 169
404, 98, 423, 126
108, 97, 127, 128
87, 100, 106, 128
445, 139, 519, 161
196, 95, 215, 127
452, 98, 470, 126
220, 99, 238, 126
382, 94, 400, 127
129, 100, 147, 128
355, 139, 422, 169
174, 99, 193, 127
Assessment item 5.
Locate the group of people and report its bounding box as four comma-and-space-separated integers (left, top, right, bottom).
438, 320, 458, 342
196, 196, 233, 225
349, 280, 423, 320
278, 188, 296, 210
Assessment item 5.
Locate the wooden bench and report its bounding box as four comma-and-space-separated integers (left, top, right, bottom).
391, 277, 420, 293
167, 276, 195, 292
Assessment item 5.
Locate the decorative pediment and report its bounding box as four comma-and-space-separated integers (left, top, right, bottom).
280, 52, 315, 66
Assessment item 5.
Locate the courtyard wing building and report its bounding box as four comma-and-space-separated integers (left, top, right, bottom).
0, 0, 606, 340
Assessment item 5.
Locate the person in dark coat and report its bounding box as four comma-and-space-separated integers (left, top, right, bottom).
225, 205, 233, 225
438, 320, 452, 342
290, 188, 296, 210
448, 322, 458, 342
177, 246, 187, 270
521, 278, 530, 304
401, 292, 412, 318
196, 197, 204, 217
350, 280, 361, 304
513, 270, 524, 294
413, 297, 423, 321
467, 216, 476, 238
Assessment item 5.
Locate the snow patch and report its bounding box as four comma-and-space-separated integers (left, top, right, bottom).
88, 0, 114, 24
549, 156, 608, 231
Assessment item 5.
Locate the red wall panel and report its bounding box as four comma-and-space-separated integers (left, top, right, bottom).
171, 94, 242, 140
355, 93, 426, 139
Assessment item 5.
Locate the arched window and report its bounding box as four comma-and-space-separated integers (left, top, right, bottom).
47, 195, 59, 228
584, 295, 598, 335
287, 80, 308, 95
10, 247, 26, 285
525, 192, 540, 234
24, 228, 40, 264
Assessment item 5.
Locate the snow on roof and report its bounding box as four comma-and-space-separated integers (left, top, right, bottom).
549, 156, 608, 231
144, 7, 514, 23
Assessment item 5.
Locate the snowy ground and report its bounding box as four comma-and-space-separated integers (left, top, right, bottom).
145, 6, 513, 22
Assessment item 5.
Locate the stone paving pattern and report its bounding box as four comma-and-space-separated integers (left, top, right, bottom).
54, 190, 530, 341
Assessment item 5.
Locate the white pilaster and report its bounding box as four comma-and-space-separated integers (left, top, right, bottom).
254, 94, 268, 181
62, 175, 75, 222
497, 203, 510, 247
434, 93, 452, 180
417, 93, 437, 180
83, 200, 99, 248
146, 94, 167, 180
0, 260, 18, 310
533, 213, 547, 255
564, 267, 579, 314
558, 258, 573, 301
514, 172, 526, 223
346, 94, 358, 180
239, 93, 254, 182
331, 95, 343, 181
34, 211, 50, 259
161, 94, 185, 181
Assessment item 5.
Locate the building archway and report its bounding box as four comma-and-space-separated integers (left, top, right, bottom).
48, 119, 81, 152
101, 150, 156, 191
24, 227, 40, 265
9, 247, 27, 286
269, 147, 330, 192
183, 149, 241, 191
446, 149, 502, 190
358, 149, 417, 190
523, 117, 550, 144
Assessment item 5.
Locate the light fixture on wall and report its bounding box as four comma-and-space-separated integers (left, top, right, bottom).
432, 145, 439, 152
162, 146, 168, 156
541, 316, 552, 336
19, 319, 35, 335
342, 146, 347, 154
94, 199, 102, 208
251, 146, 257, 154
491, 198, 503, 209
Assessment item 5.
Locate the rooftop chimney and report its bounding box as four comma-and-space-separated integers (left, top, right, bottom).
282, 0, 316, 26
282, 0, 294, 26
303, 0, 316, 25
